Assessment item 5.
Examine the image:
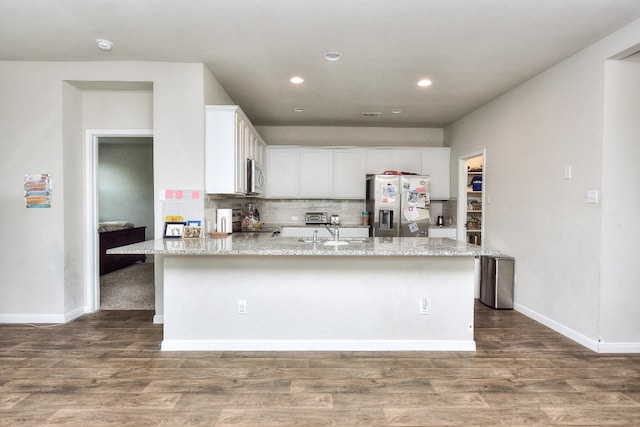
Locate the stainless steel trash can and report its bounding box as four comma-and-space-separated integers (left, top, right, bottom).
480, 255, 514, 309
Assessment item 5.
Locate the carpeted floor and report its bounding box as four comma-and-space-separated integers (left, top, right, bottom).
100, 262, 154, 310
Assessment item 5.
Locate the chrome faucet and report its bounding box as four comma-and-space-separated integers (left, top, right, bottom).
313, 229, 319, 243
324, 224, 340, 242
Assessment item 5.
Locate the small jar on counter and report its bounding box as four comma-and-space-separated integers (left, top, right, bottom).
361, 210, 369, 226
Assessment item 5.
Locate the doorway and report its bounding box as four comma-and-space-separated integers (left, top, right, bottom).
98, 136, 154, 309
457, 150, 485, 246
84, 129, 153, 312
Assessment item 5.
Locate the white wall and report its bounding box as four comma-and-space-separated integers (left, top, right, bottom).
62, 82, 85, 319
599, 57, 640, 349
83, 89, 153, 129
256, 126, 443, 147
445, 19, 640, 351
0, 61, 231, 322
98, 140, 154, 240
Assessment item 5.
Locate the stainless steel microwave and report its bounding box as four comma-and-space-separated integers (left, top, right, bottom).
247, 159, 265, 195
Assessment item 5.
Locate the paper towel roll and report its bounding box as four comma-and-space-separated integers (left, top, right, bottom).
216, 209, 233, 233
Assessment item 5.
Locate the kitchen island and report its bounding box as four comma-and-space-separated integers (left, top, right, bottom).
109, 234, 499, 351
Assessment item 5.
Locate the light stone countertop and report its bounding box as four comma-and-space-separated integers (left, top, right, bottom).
108, 234, 500, 257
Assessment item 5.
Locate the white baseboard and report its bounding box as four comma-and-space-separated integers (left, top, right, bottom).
515, 303, 600, 352
0, 306, 88, 325
65, 307, 86, 323
161, 339, 477, 352
597, 342, 640, 353
153, 315, 164, 324
0, 313, 66, 324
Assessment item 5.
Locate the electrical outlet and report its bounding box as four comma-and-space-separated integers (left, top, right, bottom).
238, 300, 247, 314
419, 296, 428, 315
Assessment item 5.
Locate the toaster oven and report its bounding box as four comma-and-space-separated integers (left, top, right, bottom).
305, 212, 329, 224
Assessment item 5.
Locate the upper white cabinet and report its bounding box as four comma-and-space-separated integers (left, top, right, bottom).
267, 147, 299, 198
421, 147, 450, 200
267, 147, 366, 199
266, 146, 450, 200
205, 105, 266, 195
365, 149, 422, 174
333, 149, 366, 198
300, 149, 332, 198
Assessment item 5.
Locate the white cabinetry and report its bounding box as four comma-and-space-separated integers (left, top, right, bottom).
428, 227, 457, 238
333, 149, 366, 198
266, 146, 450, 200
421, 147, 450, 200
365, 149, 422, 174
300, 149, 332, 198
267, 147, 366, 199
205, 105, 265, 195
267, 147, 299, 198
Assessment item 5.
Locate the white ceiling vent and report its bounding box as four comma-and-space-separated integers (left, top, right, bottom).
361, 112, 382, 118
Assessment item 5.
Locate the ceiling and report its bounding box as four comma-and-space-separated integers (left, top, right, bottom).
2, 0, 640, 128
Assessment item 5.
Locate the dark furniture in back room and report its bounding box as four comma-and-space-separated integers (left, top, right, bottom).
99, 226, 147, 275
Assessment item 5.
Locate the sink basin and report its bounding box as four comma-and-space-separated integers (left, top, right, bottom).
297, 238, 367, 245
323, 240, 349, 246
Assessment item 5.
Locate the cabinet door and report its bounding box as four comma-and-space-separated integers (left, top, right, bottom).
299, 149, 332, 198
393, 149, 422, 174
235, 116, 248, 193
421, 148, 450, 200
333, 149, 366, 198
255, 138, 266, 165
205, 107, 237, 194
365, 149, 392, 174
267, 148, 299, 197
365, 148, 421, 174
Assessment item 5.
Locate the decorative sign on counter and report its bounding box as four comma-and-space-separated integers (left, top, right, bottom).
24, 173, 51, 208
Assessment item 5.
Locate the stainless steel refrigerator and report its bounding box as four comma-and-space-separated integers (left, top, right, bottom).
365, 174, 431, 237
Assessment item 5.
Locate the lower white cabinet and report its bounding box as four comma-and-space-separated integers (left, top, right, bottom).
428, 227, 457, 238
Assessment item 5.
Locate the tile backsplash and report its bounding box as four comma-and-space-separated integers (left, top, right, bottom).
261, 199, 365, 225
206, 196, 457, 229
161, 189, 205, 223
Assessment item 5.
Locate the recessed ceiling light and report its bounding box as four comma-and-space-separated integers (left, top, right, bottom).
293, 107, 304, 112
289, 76, 304, 84
417, 79, 432, 87
391, 109, 403, 114
324, 51, 342, 62
96, 39, 113, 51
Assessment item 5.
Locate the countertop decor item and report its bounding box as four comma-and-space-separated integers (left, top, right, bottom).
163, 222, 186, 238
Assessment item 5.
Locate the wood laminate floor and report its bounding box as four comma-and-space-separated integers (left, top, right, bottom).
1, 302, 639, 426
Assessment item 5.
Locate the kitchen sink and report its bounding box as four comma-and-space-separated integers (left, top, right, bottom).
297, 238, 368, 244
323, 240, 349, 246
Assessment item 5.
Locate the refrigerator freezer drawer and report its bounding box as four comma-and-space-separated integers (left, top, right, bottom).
479, 255, 514, 309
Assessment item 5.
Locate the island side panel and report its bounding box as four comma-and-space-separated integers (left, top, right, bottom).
162, 255, 476, 351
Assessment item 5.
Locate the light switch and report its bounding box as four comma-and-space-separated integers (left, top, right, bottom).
586, 190, 598, 204
563, 166, 572, 180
